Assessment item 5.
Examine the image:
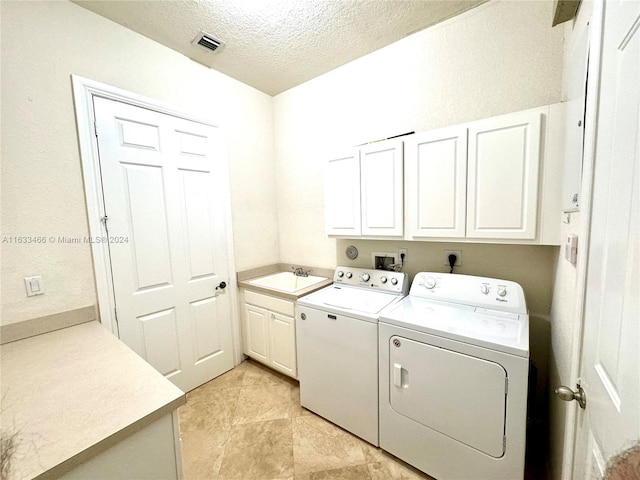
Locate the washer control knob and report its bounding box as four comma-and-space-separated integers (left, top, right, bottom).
424, 277, 436, 289
362, 273, 370, 282
346, 272, 353, 279
480, 284, 490, 295
337, 271, 344, 278
380, 276, 388, 284
497, 287, 507, 297
390, 278, 398, 285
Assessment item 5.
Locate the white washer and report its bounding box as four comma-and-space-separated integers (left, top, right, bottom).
379, 272, 529, 480
296, 266, 409, 446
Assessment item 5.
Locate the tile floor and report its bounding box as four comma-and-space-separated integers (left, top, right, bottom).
178, 359, 435, 480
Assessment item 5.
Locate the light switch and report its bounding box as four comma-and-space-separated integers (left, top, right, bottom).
565, 235, 578, 265
24, 276, 45, 297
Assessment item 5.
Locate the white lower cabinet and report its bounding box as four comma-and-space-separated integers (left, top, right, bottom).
58, 413, 181, 480
242, 289, 297, 378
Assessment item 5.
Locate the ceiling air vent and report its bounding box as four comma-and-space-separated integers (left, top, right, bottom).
192, 31, 225, 53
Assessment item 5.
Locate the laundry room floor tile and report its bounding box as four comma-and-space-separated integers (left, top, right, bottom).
218, 418, 294, 479
296, 464, 372, 480
180, 428, 228, 479
179, 359, 551, 480
367, 459, 431, 480
232, 382, 293, 425
292, 414, 366, 475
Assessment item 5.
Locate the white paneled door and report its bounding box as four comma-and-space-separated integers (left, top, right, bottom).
93, 97, 234, 392
571, 0, 640, 477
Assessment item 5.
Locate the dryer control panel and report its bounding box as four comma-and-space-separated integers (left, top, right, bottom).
333, 266, 409, 294
410, 272, 526, 315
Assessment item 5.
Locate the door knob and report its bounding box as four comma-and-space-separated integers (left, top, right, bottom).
555, 383, 587, 409
215, 281, 227, 291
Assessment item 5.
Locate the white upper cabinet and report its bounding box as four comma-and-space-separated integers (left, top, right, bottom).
467, 110, 542, 240
325, 151, 361, 236
326, 104, 563, 244
325, 138, 403, 238
405, 126, 468, 238
404, 104, 563, 245
360, 139, 404, 237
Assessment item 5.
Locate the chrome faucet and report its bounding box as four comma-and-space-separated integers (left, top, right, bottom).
292, 267, 310, 277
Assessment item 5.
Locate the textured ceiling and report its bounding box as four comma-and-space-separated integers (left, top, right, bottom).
72, 0, 487, 96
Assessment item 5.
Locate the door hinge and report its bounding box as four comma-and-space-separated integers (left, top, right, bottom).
505, 377, 509, 395
503, 436, 507, 451
94, 120, 98, 138
112, 307, 121, 337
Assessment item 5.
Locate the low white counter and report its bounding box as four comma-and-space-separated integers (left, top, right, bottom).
1, 321, 185, 479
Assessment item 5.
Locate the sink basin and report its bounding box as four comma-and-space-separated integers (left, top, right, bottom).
247, 272, 329, 293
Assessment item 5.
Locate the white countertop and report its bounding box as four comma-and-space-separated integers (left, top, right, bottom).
0, 321, 185, 480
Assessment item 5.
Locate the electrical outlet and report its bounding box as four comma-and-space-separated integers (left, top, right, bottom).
444, 250, 462, 266
399, 248, 407, 258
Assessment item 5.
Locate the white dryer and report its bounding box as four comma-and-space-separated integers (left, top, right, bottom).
379, 272, 529, 480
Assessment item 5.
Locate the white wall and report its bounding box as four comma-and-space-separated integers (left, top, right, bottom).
0, 1, 278, 325
272, 0, 564, 271
272, 0, 564, 315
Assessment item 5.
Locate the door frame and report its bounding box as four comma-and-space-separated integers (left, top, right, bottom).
560, 2, 605, 478
71, 75, 242, 365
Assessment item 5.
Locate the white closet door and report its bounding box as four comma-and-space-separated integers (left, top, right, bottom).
467, 110, 542, 239
94, 96, 234, 392
360, 139, 404, 237
405, 127, 467, 238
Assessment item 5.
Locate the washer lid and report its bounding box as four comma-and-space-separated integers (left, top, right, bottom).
299, 285, 403, 315
379, 296, 529, 357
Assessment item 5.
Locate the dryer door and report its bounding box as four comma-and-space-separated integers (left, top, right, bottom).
389, 336, 507, 457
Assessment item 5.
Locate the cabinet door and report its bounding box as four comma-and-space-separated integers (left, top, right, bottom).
360, 139, 404, 237
467, 110, 541, 239
269, 313, 296, 377
244, 304, 269, 363
405, 127, 467, 238
325, 150, 361, 236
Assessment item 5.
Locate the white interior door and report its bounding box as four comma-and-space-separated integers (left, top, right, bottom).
571, 0, 640, 476
93, 96, 235, 393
